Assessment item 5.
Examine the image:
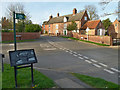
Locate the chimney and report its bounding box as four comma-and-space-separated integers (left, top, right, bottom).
73, 8, 77, 15
49, 15, 53, 19
57, 13, 59, 17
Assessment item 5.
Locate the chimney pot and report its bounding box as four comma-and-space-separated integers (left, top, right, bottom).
73, 8, 77, 15
49, 15, 53, 19
57, 13, 59, 17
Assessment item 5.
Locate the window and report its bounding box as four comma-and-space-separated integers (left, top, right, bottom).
56, 24, 58, 29
64, 17, 67, 22
49, 24, 50, 28
64, 24, 67, 29
84, 16, 87, 20
115, 24, 117, 27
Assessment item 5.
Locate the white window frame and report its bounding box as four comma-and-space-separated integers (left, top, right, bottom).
84, 16, 87, 20
56, 24, 58, 29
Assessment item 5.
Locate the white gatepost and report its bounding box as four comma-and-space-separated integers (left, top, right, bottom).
86, 27, 90, 41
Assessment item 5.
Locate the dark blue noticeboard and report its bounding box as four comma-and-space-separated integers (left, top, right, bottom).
9, 49, 37, 67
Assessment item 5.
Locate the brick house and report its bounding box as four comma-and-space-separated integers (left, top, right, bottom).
80, 20, 105, 36
42, 8, 105, 36
108, 19, 120, 38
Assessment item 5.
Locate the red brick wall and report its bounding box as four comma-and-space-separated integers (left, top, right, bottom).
72, 32, 112, 45
2, 32, 40, 41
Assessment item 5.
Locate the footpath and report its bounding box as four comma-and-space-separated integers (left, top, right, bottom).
34, 67, 92, 88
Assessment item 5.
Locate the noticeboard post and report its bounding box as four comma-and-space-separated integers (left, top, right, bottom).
9, 49, 38, 88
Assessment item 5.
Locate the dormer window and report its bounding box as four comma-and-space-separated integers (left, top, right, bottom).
64, 17, 67, 22
84, 16, 87, 20
115, 24, 117, 27
49, 24, 50, 28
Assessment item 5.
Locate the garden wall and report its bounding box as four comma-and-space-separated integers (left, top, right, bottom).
72, 32, 113, 46
2, 32, 40, 41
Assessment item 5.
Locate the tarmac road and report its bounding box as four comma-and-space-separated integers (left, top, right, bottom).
2, 35, 119, 86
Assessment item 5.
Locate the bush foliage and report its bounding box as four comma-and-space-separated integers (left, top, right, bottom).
25, 24, 41, 32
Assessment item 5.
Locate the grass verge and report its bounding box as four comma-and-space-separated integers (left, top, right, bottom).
61, 36, 110, 46
71, 73, 119, 89
1, 39, 36, 44
2, 64, 56, 88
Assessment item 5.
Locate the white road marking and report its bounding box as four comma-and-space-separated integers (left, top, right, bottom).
78, 54, 82, 56
99, 63, 107, 67
104, 69, 115, 74
9, 44, 14, 46
73, 52, 77, 54
73, 54, 77, 57
44, 48, 56, 50
83, 56, 89, 59
93, 64, 101, 68
59, 48, 62, 49
111, 68, 120, 73
69, 50, 73, 52
78, 57, 83, 59
85, 60, 92, 63
7, 49, 14, 52
90, 59, 97, 62
66, 51, 69, 52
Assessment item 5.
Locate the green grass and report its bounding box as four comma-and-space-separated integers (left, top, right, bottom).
1, 39, 36, 44
71, 73, 119, 89
61, 36, 110, 46
2, 64, 56, 88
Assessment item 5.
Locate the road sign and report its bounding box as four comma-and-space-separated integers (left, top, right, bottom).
9, 49, 37, 87
16, 13, 25, 20
9, 49, 37, 66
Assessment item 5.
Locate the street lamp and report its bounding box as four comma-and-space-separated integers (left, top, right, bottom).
86, 27, 90, 41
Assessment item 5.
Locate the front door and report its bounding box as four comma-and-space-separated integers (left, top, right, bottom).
64, 30, 66, 35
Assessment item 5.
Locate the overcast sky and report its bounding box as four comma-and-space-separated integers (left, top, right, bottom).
0, 0, 119, 25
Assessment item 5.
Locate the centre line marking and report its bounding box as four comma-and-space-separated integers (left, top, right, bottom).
83, 56, 89, 59
90, 59, 97, 62
73, 54, 77, 57
66, 51, 69, 52
78, 54, 82, 56
99, 63, 107, 67
93, 64, 101, 68
104, 69, 114, 74
85, 60, 92, 63
78, 57, 83, 59
74, 52, 77, 54
111, 68, 120, 73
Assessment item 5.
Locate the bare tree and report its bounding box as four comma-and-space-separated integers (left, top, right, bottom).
99, 0, 120, 17
84, 5, 99, 20
6, 3, 31, 22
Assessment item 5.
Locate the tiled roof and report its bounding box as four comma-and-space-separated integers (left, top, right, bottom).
44, 10, 86, 25
80, 20, 101, 30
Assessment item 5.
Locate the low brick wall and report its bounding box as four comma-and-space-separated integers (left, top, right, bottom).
72, 33, 113, 45
2, 32, 40, 41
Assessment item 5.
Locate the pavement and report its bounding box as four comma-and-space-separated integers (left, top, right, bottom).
2, 35, 119, 88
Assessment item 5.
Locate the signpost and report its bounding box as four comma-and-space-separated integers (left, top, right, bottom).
13, 11, 25, 51
11, 12, 38, 88
9, 49, 37, 87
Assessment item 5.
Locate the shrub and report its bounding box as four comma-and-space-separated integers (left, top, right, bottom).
25, 24, 41, 32
45, 31, 48, 34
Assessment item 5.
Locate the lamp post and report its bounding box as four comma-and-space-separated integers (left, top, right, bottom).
86, 27, 90, 41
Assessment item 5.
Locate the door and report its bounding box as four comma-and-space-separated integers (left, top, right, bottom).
64, 30, 66, 35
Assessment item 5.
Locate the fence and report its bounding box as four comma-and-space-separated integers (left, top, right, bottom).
71, 33, 113, 46
2, 32, 40, 41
